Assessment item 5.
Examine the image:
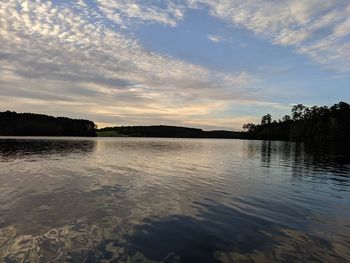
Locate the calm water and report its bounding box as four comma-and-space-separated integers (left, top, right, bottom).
0, 138, 349, 262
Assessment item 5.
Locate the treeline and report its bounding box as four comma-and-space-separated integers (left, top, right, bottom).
98, 125, 242, 139
3, 101, 349, 141
0, 111, 97, 136
243, 101, 350, 143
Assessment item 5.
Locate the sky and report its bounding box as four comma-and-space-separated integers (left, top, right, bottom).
1, 0, 350, 130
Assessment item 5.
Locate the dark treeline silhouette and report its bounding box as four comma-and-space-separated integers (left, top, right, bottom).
99, 125, 243, 139
0, 111, 96, 136
2, 101, 349, 141
243, 101, 350, 143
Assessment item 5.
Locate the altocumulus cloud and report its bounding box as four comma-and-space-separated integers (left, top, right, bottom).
0, 0, 349, 129
0, 0, 259, 129
189, 0, 350, 72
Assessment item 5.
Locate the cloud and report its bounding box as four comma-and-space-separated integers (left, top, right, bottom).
95, 0, 186, 28
188, 0, 350, 72
207, 34, 224, 43
0, 0, 260, 130
2, 0, 347, 130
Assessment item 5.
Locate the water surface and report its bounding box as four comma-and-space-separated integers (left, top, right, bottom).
0, 138, 349, 262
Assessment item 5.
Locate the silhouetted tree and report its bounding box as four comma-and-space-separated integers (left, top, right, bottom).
0, 111, 97, 136
261, 114, 272, 125
243, 123, 256, 132
291, 104, 306, 120
282, 115, 291, 122
242, 101, 350, 143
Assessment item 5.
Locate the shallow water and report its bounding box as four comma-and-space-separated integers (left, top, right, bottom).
0, 137, 349, 262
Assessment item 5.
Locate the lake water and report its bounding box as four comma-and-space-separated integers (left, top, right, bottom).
0, 138, 349, 262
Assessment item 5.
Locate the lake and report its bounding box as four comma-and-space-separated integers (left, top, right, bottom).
0, 137, 349, 262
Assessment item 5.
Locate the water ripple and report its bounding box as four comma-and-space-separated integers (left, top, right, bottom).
0, 138, 349, 262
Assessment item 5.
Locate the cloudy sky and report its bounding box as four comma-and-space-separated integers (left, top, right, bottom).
1, 0, 350, 130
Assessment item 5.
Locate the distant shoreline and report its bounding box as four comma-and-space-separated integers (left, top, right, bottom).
0, 136, 243, 140
96, 125, 243, 139
0, 111, 243, 139
1, 100, 350, 143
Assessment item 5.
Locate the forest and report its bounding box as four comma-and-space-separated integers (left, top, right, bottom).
98, 125, 242, 139
0, 111, 97, 136
242, 101, 350, 143
1, 101, 349, 142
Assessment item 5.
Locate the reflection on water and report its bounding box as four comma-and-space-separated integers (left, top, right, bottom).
0, 138, 96, 161
0, 138, 349, 262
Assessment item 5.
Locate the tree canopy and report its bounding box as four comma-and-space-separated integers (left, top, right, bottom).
98, 125, 242, 139
243, 101, 350, 143
0, 111, 96, 136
